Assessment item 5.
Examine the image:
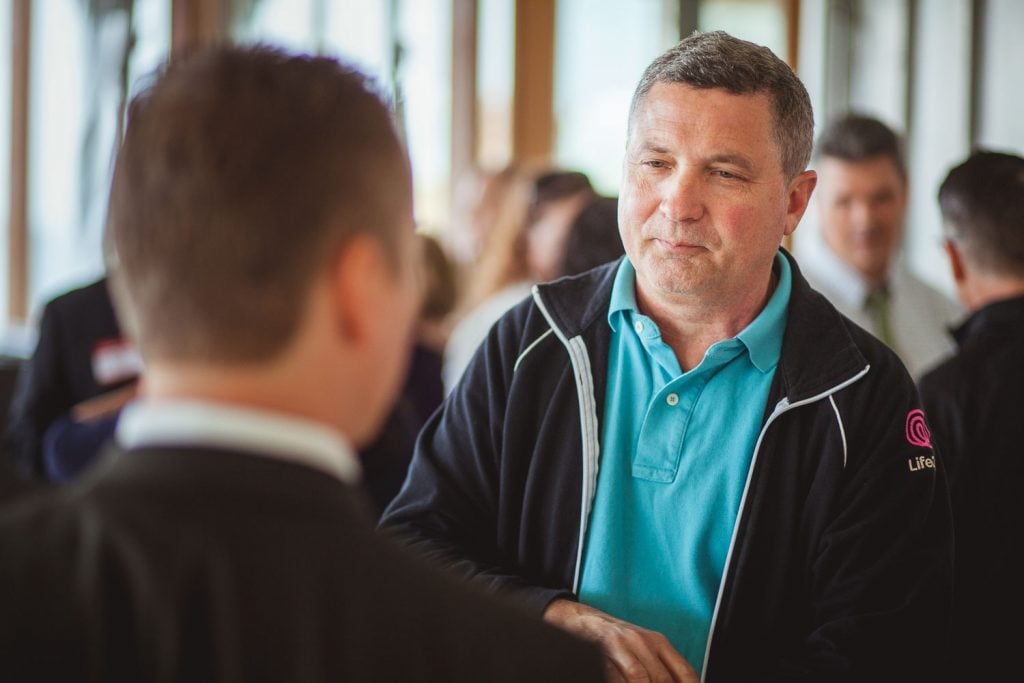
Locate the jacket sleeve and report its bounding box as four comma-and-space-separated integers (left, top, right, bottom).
379, 305, 575, 616
4, 302, 70, 480
790, 356, 953, 681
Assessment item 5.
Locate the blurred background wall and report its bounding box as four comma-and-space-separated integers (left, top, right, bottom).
2, 0, 1021, 352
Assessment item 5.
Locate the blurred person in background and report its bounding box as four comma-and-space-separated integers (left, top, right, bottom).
525, 172, 599, 283
360, 231, 458, 518
3, 275, 141, 482
446, 164, 523, 290
407, 231, 459, 422
442, 167, 594, 393
555, 195, 625, 279
918, 150, 1024, 683
797, 113, 961, 379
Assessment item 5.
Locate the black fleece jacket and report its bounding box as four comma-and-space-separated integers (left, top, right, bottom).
918, 295, 1024, 683
382, 250, 953, 682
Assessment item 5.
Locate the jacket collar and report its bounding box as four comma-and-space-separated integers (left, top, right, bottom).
535, 249, 868, 404
951, 294, 1024, 348
774, 249, 869, 403
533, 257, 623, 340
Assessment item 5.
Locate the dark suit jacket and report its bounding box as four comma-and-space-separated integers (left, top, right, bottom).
0, 445, 604, 682
4, 277, 132, 479
918, 295, 1024, 682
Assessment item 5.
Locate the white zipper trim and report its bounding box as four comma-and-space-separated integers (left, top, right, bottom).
829, 395, 848, 469
700, 364, 871, 681
513, 328, 554, 372
531, 289, 601, 594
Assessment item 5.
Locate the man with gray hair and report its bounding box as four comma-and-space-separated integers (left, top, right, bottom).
383, 31, 951, 681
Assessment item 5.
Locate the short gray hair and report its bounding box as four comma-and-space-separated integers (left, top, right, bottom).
629, 30, 814, 180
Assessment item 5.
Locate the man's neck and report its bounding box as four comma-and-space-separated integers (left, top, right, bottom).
854, 257, 891, 291
962, 273, 1024, 313
636, 269, 778, 372
139, 360, 359, 443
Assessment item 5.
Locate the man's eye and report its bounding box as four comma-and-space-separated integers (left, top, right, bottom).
642, 159, 668, 169
713, 170, 738, 179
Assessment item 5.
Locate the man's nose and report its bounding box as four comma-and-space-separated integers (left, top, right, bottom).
849, 200, 877, 231
659, 170, 705, 223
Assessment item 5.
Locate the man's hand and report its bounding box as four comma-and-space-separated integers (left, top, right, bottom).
543, 599, 699, 683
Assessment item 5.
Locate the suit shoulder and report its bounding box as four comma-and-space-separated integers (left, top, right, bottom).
46, 277, 111, 312
364, 531, 605, 680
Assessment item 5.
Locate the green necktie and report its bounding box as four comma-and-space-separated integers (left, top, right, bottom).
864, 287, 896, 351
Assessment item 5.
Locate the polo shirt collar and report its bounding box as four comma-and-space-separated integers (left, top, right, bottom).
737, 252, 791, 373
607, 257, 638, 331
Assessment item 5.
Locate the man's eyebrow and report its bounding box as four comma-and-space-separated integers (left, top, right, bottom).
708, 153, 756, 172
633, 145, 758, 172
636, 141, 672, 154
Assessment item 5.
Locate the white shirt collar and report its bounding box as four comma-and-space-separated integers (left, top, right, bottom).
116, 399, 361, 485
798, 236, 872, 309
797, 234, 905, 308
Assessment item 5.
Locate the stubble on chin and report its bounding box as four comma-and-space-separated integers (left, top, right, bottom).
638, 249, 710, 299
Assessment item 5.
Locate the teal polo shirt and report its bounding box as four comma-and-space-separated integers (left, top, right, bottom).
578, 252, 791, 675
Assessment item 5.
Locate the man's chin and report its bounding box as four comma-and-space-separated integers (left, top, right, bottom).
648, 271, 705, 300
850, 254, 889, 281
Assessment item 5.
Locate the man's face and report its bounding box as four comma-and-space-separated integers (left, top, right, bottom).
815, 155, 907, 284
619, 83, 805, 310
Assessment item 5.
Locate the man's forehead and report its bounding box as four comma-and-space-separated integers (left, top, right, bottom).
628, 84, 778, 165
633, 82, 773, 119
817, 155, 906, 186
629, 84, 774, 139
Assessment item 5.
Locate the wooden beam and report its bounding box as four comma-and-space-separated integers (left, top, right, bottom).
9, 1, 31, 321
786, 0, 801, 70
512, 0, 555, 167
678, 0, 698, 38
451, 0, 478, 202
967, 0, 986, 148
171, 0, 223, 55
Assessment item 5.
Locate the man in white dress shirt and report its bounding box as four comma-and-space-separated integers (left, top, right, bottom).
798, 113, 961, 379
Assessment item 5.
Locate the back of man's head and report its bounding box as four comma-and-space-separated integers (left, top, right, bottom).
106, 44, 409, 363
939, 150, 1024, 278
528, 169, 593, 224
629, 30, 814, 180
815, 113, 906, 178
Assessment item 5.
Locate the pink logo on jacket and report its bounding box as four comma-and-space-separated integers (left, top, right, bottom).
905, 409, 932, 449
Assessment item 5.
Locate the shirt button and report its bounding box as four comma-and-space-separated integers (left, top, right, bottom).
634, 320, 644, 334
666, 393, 679, 406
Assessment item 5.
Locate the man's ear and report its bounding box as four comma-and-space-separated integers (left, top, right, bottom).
943, 239, 967, 284
327, 234, 388, 347
784, 170, 817, 237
